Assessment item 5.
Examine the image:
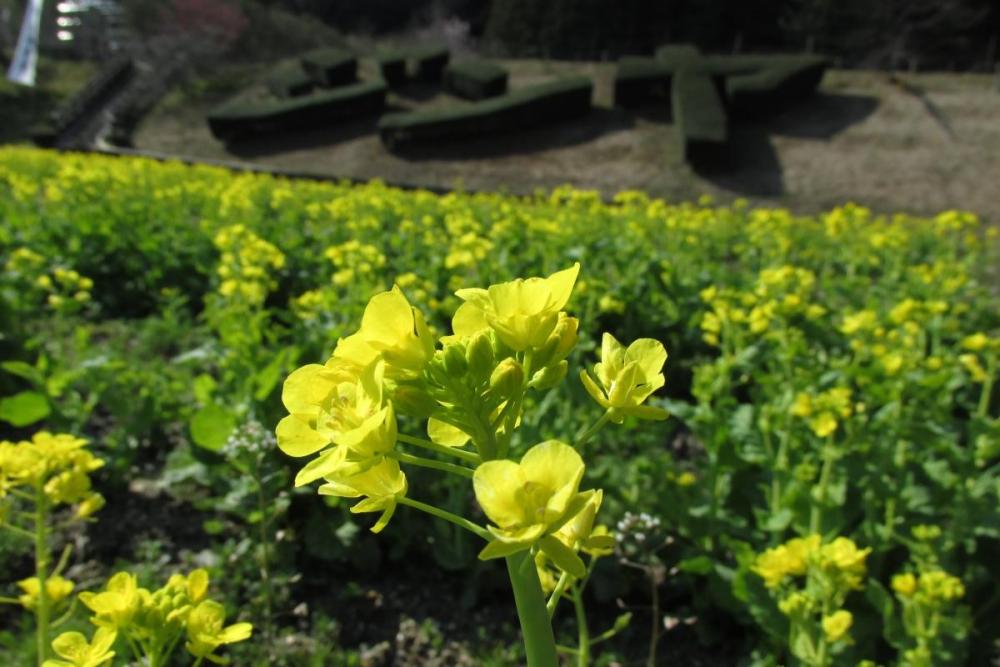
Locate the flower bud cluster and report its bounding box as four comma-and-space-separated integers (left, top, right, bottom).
0, 432, 105, 519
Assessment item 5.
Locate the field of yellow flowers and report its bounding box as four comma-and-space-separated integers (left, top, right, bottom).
0, 146, 998, 666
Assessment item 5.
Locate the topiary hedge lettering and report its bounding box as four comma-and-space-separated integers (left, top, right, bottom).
671, 68, 727, 163
207, 80, 387, 142
378, 76, 592, 150
443, 60, 508, 100
300, 48, 358, 88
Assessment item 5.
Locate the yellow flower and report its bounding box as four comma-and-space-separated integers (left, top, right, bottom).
791, 393, 813, 417
809, 412, 838, 438
317, 457, 408, 533
821, 610, 853, 643
752, 535, 819, 588
334, 286, 435, 379
961, 333, 989, 351
675, 471, 697, 487
453, 263, 580, 351
79, 572, 143, 629
959, 354, 989, 383
918, 571, 965, 602
17, 576, 75, 611
42, 628, 116, 667
473, 441, 591, 576
277, 359, 397, 487
553, 489, 614, 557
891, 572, 917, 597
184, 600, 253, 663
580, 333, 669, 423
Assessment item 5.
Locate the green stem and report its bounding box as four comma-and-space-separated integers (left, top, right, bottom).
572, 588, 590, 667
506, 551, 559, 667
397, 496, 490, 541
34, 482, 50, 667
0, 596, 22, 605
810, 442, 837, 535
255, 474, 273, 651
397, 433, 481, 464
546, 572, 573, 618
388, 451, 475, 479
978, 353, 995, 417
646, 570, 660, 667
575, 411, 611, 449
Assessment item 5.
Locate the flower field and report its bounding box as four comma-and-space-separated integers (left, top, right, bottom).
1, 146, 998, 666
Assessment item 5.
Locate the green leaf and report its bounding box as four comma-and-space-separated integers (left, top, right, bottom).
677, 555, 714, 575
539, 535, 587, 578
189, 404, 237, 452
193, 374, 217, 405
0, 391, 50, 426
1, 360, 42, 386
254, 346, 297, 401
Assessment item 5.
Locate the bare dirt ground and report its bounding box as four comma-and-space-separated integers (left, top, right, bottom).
133, 59, 1000, 221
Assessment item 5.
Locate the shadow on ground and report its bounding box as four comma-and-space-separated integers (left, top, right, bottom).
690, 126, 785, 197
389, 107, 636, 160
765, 92, 879, 139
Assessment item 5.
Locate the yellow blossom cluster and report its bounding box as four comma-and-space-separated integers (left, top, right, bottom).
0, 432, 105, 519
790, 387, 853, 438
4, 248, 94, 311
213, 224, 285, 304
50, 568, 252, 666
324, 239, 387, 287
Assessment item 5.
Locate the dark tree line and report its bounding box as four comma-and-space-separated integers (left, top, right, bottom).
240, 0, 1000, 69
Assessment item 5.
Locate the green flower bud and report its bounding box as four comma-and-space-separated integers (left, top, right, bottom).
529, 360, 568, 391
465, 331, 496, 381
534, 314, 579, 369
442, 343, 468, 377
489, 358, 524, 397
392, 384, 438, 419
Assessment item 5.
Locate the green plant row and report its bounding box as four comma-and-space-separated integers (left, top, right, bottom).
0, 147, 997, 665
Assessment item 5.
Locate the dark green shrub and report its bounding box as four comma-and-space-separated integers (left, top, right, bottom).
378, 76, 592, 149
443, 60, 508, 100
411, 45, 450, 82
376, 52, 408, 85
265, 63, 315, 98
300, 48, 358, 88
612, 56, 672, 108
671, 68, 727, 163
207, 80, 387, 142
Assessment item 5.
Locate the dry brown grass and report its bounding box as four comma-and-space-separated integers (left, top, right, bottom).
133, 60, 1000, 221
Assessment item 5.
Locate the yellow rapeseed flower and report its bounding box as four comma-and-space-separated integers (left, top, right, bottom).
42, 627, 116, 667
580, 333, 669, 423
184, 600, 253, 663
453, 263, 580, 351
821, 610, 853, 643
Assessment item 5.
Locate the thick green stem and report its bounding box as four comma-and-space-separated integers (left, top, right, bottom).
34, 483, 50, 667
506, 551, 559, 667
398, 496, 491, 541
397, 433, 481, 464
389, 451, 475, 478
572, 588, 590, 667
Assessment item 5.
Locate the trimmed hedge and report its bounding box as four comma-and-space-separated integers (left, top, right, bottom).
443, 60, 508, 100
207, 80, 387, 142
724, 55, 829, 118
654, 43, 702, 69
612, 56, 673, 108
377, 44, 451, 85
671, 68, 727, 163
301, 48, 357, 88
265, 63, 315, 98
378, 76, 592, 149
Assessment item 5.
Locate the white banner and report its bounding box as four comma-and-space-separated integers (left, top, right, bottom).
7, 0, 46, 87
